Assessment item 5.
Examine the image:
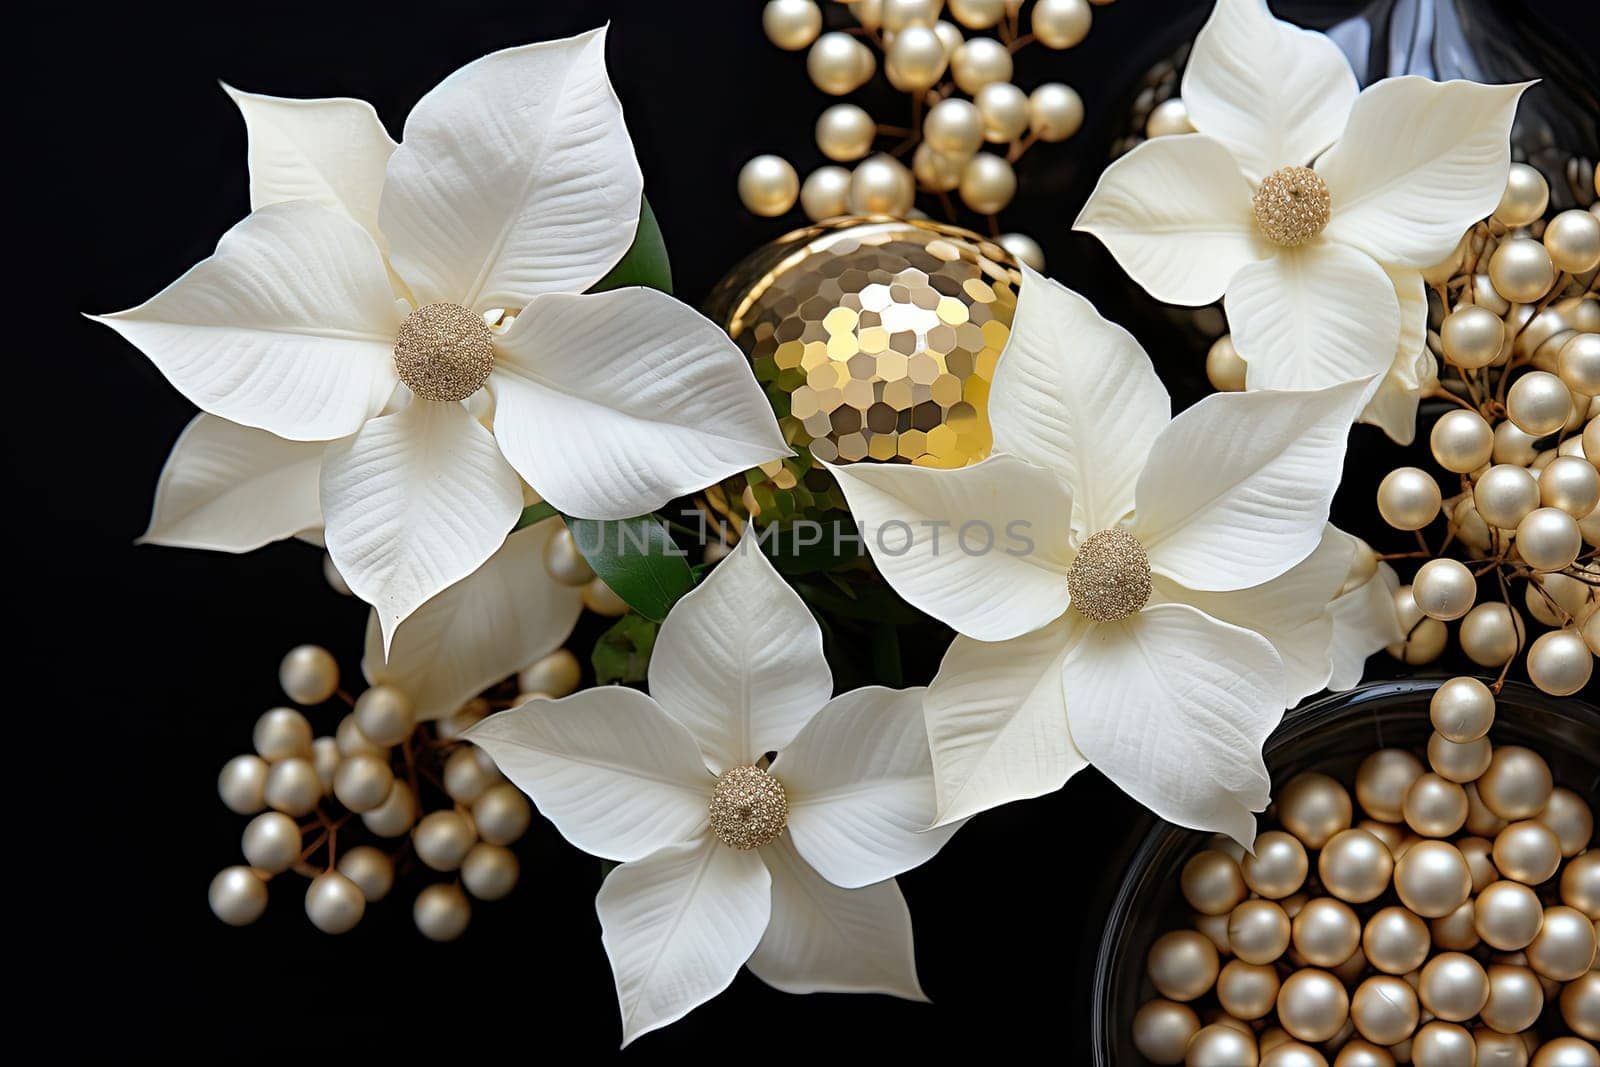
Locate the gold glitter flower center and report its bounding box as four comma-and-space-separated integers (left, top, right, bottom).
1252, 166, 1332, 248
1068, 528, 1152, 623
708, 765, 789, 851
393, 303, 494, 403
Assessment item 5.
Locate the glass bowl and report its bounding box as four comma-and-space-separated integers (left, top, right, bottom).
1090, 678, 1600, 1064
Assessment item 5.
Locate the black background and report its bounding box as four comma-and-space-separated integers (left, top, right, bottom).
18, 0, 1598, 1058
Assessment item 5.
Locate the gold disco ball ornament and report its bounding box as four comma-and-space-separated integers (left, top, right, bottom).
702, 217, 1021, 525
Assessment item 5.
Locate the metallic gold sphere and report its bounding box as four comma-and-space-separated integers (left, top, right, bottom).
975, 82, 1029, 143
800, 166, 853, 223
1526, 628, 1594, 696
739, 155, 800, 218
1430, 677, 1496, 743
881, 0, 939, 32
1525, 905, 1598, 981
1378, 467, 1443, 532
1319, 829, 1394, 904
413, 810, 477, 872
996, 232, 1045, 271
815, 104, 876, 163
1389, 586, 1449, 666
414, 882, 471, 942
1182, 849, 1248, 916
1490, 239, 1557, 305
443, 745, 499, 804
807, 32, 875, 95
1413, 559, 1476, 622
1460, 603, 1526, 668
1230, 899, 1292, 966
1206, 334, 1248, 392
1218, 959, 1281, 1020
461, 842, 520, 902
924, 98, 984, 158
1363, 906, 1431, 975
703, 218, 1020, 524
1428, 731, 1492, 784
1536, 786, 1594, 856
1472, 1027, 1532, 1067
1540, 455, 1600, 516
763, 0, 822, 50
1260, 1042, 1327, 1067
1029, 82, 1083, 142
305, 871, 365, 935
1441, 306, 1507, 369
353, 684, 414, 747
1146, 98, 1197, 138
849, 153, 916, 216
253, 706, 313, 762
218, 754, 269, 815
335, 712, 383, 759
1356, 749, 1425, 823
1493, 820, 1562, 885
362, 778, 416, 838
1466, 788, 1509, 840
1032, 0, 1092, 49
1186, 1023, 1260, 1067
1147, 929, 1220, 1002
1132, 998, 1200, 1064
336, 845, 394, 902
1192, 911, 1230, 955
241, 811, 301, 873
913, 142, 965, 193
1293, 897, 1363, 967
1332, 1040, 1395, 1067
279, 645, 339, 705
1411, 1021, 1478, 1067
1494, 163, 1550, 227
959, 152, 1016, 214
332, 753, 394, 814
1476, 880, 1546, 950
1243, 830, 1310, 899
1419, 952, 1491, 1021
263, 756, 322, 817
949, 37, 1012, 94
1518, 507, 1583, 572
1277, 969, 1350, 1043
1561, 970, 1600, 1040
948, 0, 1005, 29
1496, 419, 1542, 466
1558, 333, 1600, 397
1478, 746, 1554, 820
1481, 964, 1544, 1034
1351, 975, 1419, 1047
1278, 772, 1353, 849
1531, 1038, 1600, 1067
1431, 897, 1481, 952
1509, 371, 1574, 437
1253, 167, 1332, 248
1477, 465, 1542, 530
473, 781, 533, 846
1431, 409, 1496, 473
1394, 840, 1472, 918
209, 866, 268, 926
1544, 208, 1600, 273
886, 24, 948, 92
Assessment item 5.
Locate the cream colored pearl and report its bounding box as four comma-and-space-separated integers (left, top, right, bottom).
1332, 1040, 1394, 1067
1532, 1037, 1600, 1067
912, 143, 964, 192
304, 871, 364, 935
518, 649, 581, 699
1351, 975, 1419, 1047
209, 866, 268, 926
1243, 831, 1309, 899
1395, 840, 1472, 917
1364, 907, 1431, 975
1476, 880, 1545, 950
1536, 787, 1594, 856
1494, 164, 1550, 227
948, 0, 1005, 28
1355, 749, 1424, 823
1032, 0, 1091, 48
1491, 239, 1557, 304
1218, 959, 1281, 1020
1518, 507, 1582, 572
264, 756, 322, 817
1493, 820, 1562, 885
958, 153, 1016, 215
335, 713, 384, 759
1187, 1023, 1260, 1067
1442, 306, 1507, 369
1495, 420, 1542, 466
763, 0, 822, 50
1277, 969, 1349, 1043
1430, 677, 1495, 743
1526, 628, 1593, 695
1564, 852, 1600, 918
414, 882, 471, 942
1378, 467, 1442, 531
332, 753, 393, 814
1561, 970, 1600, 1039
542, 524, 595, 586
1029, 82, 1083, 142
1404, 773, 1470, 837
1320, 829, 1394, 904
1544, 208, 1600, 273
311, 736, 340, 792
997, 232, 1045, 270
1509, 371, 1574, 436
1359, 819, 1403, 851
461, 843, 520, 901
253, 707, 313, 762
1146, 98, 1196, 138
1230, 900, 1292, 966
1411, 1021, 1477, 1066
1478, 746, 1553, 820
1432, 410, 1495, 473
361, 778, 416, 838
1182, 850, 1247, 916
882, 0, 939, 31
1526, 905, 1598, 980
1147, 929, 1219, 1001
975, 82, 1029, 143
442, 744, 500, 804
322, 553, 352, 595
924, 98, 984, 158
473, 782, 532, 846
1472, 1027, 1531, 1066
1477, 465, 1541, 529
1460, 602, 1526, 667
279, 645, 338, 706
1294, 898, 1363, 967
336, 845, 393, 902
1427, 731, 1492, 784
739, 155, 799, 217
1559, 333, 1600, 397
1432, 897, 1481, 952
1206, 334, 1247, 392
353, 684, 414, 747
1541, 455, 1600, 517
414, 810, 476, 872
582, 576, 631, 617
1390, 585, 1449, 665
932, 19, 964, 55
808, 32, 875, 95
849, 153, 915, 215
1466, 789, 1508, 838
1278, 773, 1353, 849
1132, 998, 1200, 1064
241, 811, 301, 873
886, 25, 948, 91
1412, 559, 1476, 622
218, 754, 269, 815
800, 166, 852, 222
1192, 913, 1231, 956
1482, 964, 1544, 1033
949, 37, 1011, 94
1420, 952, 1490, 1020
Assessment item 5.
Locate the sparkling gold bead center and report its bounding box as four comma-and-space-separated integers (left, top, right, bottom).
1252, 166, 1332, 248
393, 302, 494, 403
708, 765, 789, 851
1068, 528, 1152, 623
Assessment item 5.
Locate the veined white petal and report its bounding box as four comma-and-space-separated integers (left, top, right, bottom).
1318, 78, 1529, 269
381, 27, 642, 309
469, 687, 712, 862
321, 398, 522, 651
598, 839, 771, 1047
362, 519, 584, 720
140, 414, 324, 552
1074, 135, 1268, 306
1227, 241, 1400, 394
922, 616, 1088, 826
93, 202, 401, 441
990, 267, 1172, 533
1181, 0, 1360, 181
1328, 556, 1403, 691
771, 687, 959, 889
222, 86, 395, 249
825, 455, 1074, 642
1386, 266, 1429, 391
490, 288, 789, 521
1064, 603, 1283, 847
747, 837, 926, 1001
648, 538, 831, 775
1158, 525, 1352, 705
1134, 382, 1364, 592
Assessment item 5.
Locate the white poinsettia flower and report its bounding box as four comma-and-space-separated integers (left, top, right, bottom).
94, 27, 787, 649
1075, 0, 1525, 442
468, 538, 959, 1046
828, 267, 1370, 845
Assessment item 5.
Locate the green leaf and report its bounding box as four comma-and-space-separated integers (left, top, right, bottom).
512, 500, 561, 532
590, 196, 673, 295
566, 515, 694, 622
871, 624, 903, 688
591, 613, 660, 685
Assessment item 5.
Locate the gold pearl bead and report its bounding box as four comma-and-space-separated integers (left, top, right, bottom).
1526, 628, 1594, 695
1146, 98, 1197, 138
1478, 746, 1554, 821
1029, 83, 1083, 142
473, 781, 532, 846
1491, 238, 1557, 304
1563, 851, 1600, 918
1193, 911, 1231, 955
279, 644, 339, 705
353, 684, 414, 747
1531, 1037, 1600, 1067
1186, 1023, 1260, 1067
1132, 998, 1201, 1064
1495, 420, 1542, 467
807, 32, 875, 95
335, 712, 384, 759
336, 844, 394, 902
1431, 410, 1495, 474
1481, 963, 1544, 1034
1395, 840, 1472, 917
542, 524, 594, 586
1465, 786, 1509, 839
912, 143, 964, 192
1332, 1039, 1395, 1067
414, 882, 471, 942
218, 754, 269, 815
1493, 820, 1562, 885
1476, 880, 1545, 950
241, 811, 301, 873
461, 842, 521, 901
1243, 830, 1309, 899
1147, 929, 1220, 1001
1351, 975, 1419, 1047
1389, 586, 1449, 665
1540, 458, 1600, 528
949, 37, 1012, 94
886, 24, 948, 91
253, 707, 313, 762
1206, 334, 1248, 392
924, 98, 984, 157
582, 576, 631, 617
1378, 467, 1442, 531
304, 871, 364, 934
800, 166, 852, 222
209, 866, 268, 926
1319, 829, 1394, 904
763, 0, 823, 50
1405, 773, 1470, 837
1293, 898, 1363, 967
848, 153, 916, 215
739, 155, 800, 217
1411, 1020, 1477, 1066
333, 753, 394, 814
1182, 850, 1248, 916
1430, 677, 1495, 743
1561, 970, 1600, 1039
1413, 559, 1476, 622
413, 810, 477, 872
948, 0, 1005, 29
1427, 729, 1493, 785
1441, 306, 1507, 369
442, 744, 500, 804
1544, 208, 1600, 273
1356, 749, 1425, 823
1218, 959, 1281, 1020
1536, 787, 1594, 856
1460, 602, 1526, 667
975, 82, 1029, 143
1509, 371, 1574, 436
518, 648, 581, 699
1494, 163, 1550, 227
997, 232, 1045, 270
959, 153, 1016, 214
1477, 465, 1542, 529
1420, 951, 1491, 1020
1278, 773, 1353, 849
1471, 1026, 1531, 1066
1230, 900, 1292, 965
1432, 897, 1481, 952
361, 778, 416, 837
1559, 333, 1600, 397
263, 756, 322, 817
1032, 0, 1091, 49
1363, 906, 1431, 974
932, 19, 965, 55
311, 736, 340, 791
881, 0, 939, 31
1277, 969, 1349, 1043
1525, 905, 1598, 981
1518, 507, 1583, 572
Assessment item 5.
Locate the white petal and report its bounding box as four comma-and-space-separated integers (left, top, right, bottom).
222, 86, 395, 248
380, 27, 642, 309
1064, 603, 1283, 846
771, 687, 959, 889
599, 839, 770, 1046
140, 414, 323, 551
1074, 135, 1268, 306
1329, 559, 1403, 691
1159, 525, 1352, 704
321, 398, 522, 650
922, 616, 1088, 826
489, 288, 789, 521
825, 455, 1074, 642
93, 202, 401, 441
1228, 241, 1400, 393
990, 267, 1172, 533
362, 519, 584, 720
1181, 0, 1359, 181
1386, 267, 1429, 391
1318, 78, 1529, 269
1134, 382, 1364, 591
467, 686, 712, 863
648, 538, 831, 774
1358, 370, 1426, 446
747, 837, 926, 1001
